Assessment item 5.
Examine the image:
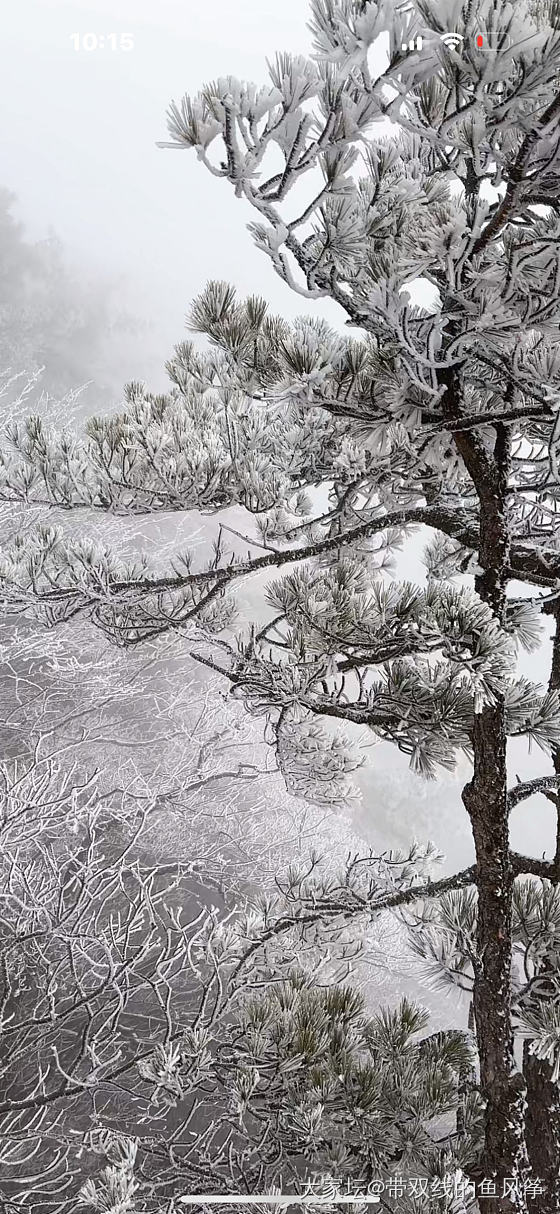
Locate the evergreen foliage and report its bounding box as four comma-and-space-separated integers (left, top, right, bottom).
4, 0, 560, 1209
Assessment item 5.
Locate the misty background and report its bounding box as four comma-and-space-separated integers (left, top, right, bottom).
0, 0, 556, 1017
1, 0, 340, 396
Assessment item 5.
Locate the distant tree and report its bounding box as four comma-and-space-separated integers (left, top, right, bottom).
0, 188, 140, 406
4, 0, 560, 1209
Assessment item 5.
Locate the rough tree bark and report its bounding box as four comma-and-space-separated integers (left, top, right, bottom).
523, 606, 560, 1214
464, 694, 528, 1213
450, 401, 529, 1210
523, 1040, 560, 1214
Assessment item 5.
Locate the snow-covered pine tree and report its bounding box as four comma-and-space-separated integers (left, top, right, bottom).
4, 0, 560, 1208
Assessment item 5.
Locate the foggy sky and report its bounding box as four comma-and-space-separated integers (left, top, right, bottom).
1, 0, 341, 391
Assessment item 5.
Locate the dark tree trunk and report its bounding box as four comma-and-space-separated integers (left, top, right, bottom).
523, 1042, 560, 1213
463, 698, 528, 1213
452, 412, 529, 1212
523, 608, 560, 1212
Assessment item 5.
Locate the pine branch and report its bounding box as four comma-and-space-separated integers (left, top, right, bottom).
509, 774, 560, 809
511, 852, 560, 880
1, 507, 437, 606
474, 89, 560, 256
230, 864, 478, 981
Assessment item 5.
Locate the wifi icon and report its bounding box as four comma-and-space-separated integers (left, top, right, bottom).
440, 32, 465, 49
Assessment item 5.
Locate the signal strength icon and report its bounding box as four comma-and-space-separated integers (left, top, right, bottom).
401, 31, 478, 54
